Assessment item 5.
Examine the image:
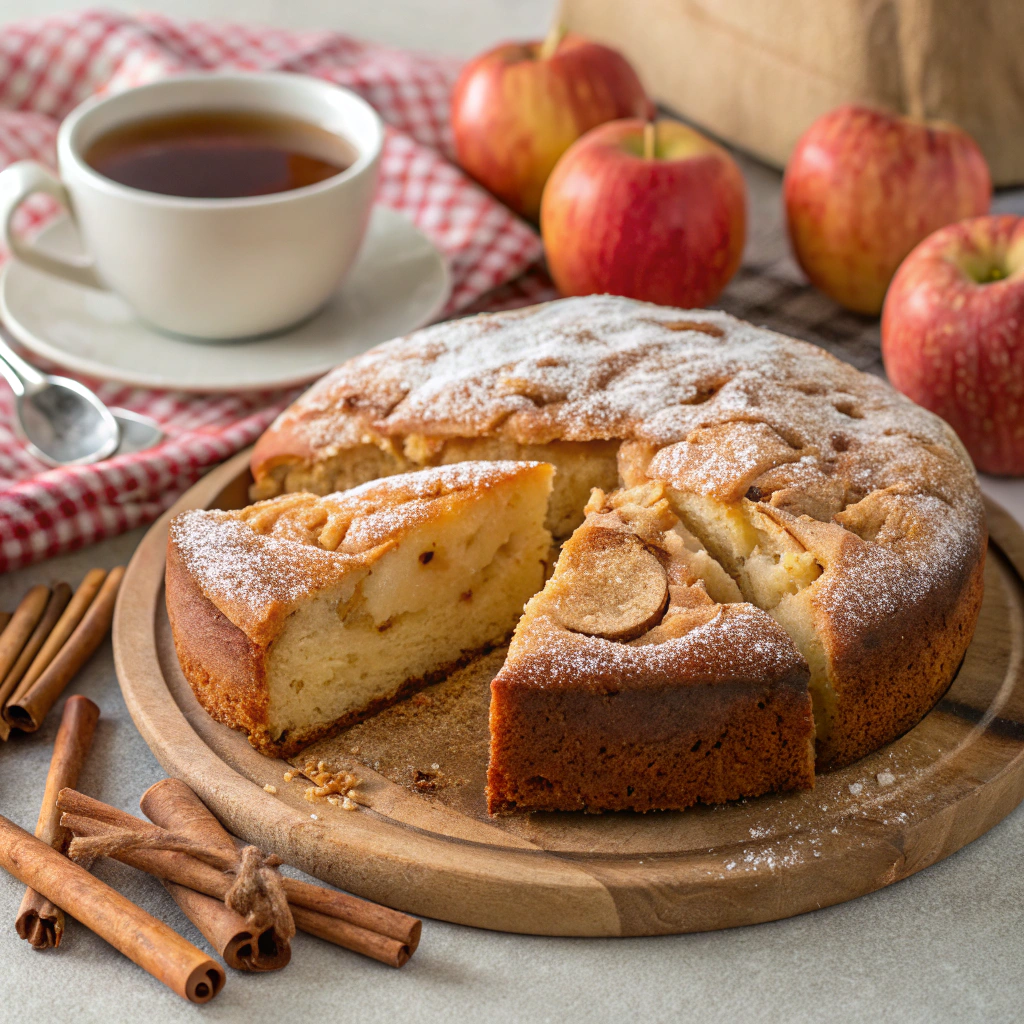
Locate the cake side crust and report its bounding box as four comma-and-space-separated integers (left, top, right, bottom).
165, 535, 272, 747
814, 539, 987, 768
487, 667, 815, 813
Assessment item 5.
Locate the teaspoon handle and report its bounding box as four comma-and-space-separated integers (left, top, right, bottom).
0, 350, 28, 397
0, 328, 45, 390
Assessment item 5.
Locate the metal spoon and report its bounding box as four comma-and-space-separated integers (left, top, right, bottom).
107, 406, 164, 456
0, 325, 166, 465
0, 329, 161, 466
0, 353, 166, 463
0, 343, 166, 464
0, 339, 118, 467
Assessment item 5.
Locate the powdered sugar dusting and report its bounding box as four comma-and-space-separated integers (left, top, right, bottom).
169, 461, 547, 640
256, 296, 985, 643
507, 489, 809, 691
512, 603, 807, 691
267, 296, 966, 457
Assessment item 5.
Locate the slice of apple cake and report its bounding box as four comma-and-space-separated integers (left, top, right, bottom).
487, 482, 816, 813
166, 462, 553, 756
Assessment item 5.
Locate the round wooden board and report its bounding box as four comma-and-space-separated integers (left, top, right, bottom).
114, 448, 1024, 936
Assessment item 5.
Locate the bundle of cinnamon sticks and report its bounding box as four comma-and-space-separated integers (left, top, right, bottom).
1, 696, 422, 1005
0, 567, 123, 738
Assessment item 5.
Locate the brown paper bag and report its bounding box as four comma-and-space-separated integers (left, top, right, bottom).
560, 0, 1024, 185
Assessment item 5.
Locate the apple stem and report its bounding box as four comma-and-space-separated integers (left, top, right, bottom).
644, 119, 657, 160
539, 21, 567, 60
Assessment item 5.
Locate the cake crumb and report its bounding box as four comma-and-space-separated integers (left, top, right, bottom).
341, 796, 358, 811
301, 760, 362, 803
848, 782, 863, 795
283, 770, 296, 782
263, 784, 278, 795
876, 771, 895, 787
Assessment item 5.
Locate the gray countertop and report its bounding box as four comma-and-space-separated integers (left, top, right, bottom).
1, 2, 1023, 1021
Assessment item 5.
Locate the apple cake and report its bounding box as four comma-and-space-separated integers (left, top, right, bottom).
166, 461, 553, 756
249, 295, 986, 779
487, 483, 816, 813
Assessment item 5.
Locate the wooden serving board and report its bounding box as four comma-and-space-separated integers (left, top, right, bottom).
114, 448, 1024, 936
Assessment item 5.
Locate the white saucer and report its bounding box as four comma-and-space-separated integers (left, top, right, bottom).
0, 207, 450, 392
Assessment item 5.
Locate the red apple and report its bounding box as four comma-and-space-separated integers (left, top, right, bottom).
784, 105, 991, 315
451, 30, 650, 221
882, 215, 1024, 474
540, 118, 747, 308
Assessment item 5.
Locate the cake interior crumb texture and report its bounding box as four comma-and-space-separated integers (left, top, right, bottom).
265, 478, 546, 746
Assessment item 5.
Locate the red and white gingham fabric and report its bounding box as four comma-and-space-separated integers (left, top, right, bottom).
0, 9, 552, 573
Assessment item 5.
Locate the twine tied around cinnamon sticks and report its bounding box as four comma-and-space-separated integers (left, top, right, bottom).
57, 782, 421, 968
68, 829, 296, 944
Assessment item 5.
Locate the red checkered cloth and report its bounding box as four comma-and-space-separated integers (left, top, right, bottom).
0, 9, 547, 573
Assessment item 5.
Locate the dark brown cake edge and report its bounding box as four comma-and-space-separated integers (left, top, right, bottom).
486, 670, 816, 814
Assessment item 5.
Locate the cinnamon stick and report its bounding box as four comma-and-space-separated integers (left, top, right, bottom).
141, 778, 238, 853
291, 905, 414, 967
284, 875, 421, 951
0, 814, 225, 1002
15, 695, 99, 949
60, 787, 167, 832
140, 779, 421, 948
0, 585, 51, 739
61, 808, 234, 890
162, 881, 291, 972
60, 789, 420, 966
8, 569, 106, 711
6, 567, 123, 732
61, 810, 412, 966
137, 781, 291, 970
1, 584, 72, 729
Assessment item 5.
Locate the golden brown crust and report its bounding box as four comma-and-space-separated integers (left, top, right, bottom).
487, 675, 815, 813
165, 535, 270, 746
812, 527, 986, 768
170, 461, 547, 646
250, 296, 975, 490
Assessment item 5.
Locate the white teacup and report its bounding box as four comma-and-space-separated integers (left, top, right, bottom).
0, 72, 383, 340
